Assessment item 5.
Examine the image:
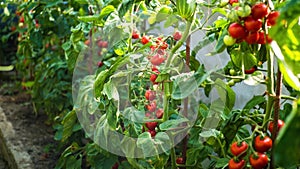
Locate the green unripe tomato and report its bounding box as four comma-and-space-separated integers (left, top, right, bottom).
223, 35, 236, 46
236, 5, 251, 18
229, 69, 236, 76
227, 10, 239, 22
227, 79, 235, 87
219, 0, 229, 7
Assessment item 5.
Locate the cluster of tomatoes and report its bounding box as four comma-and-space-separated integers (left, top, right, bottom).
223, 1, 280, 46
84, 37, 108, 67
131, 30, 182, 137
228, 119, 284, 169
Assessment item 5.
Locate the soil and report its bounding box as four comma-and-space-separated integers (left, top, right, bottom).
0, 79, 59, 169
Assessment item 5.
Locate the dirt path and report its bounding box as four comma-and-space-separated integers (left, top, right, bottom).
0, 84, 59, 169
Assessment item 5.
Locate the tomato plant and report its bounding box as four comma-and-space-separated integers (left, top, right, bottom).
1, 0, 300, 169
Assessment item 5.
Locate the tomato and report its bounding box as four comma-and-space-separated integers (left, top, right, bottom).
257, 32, 272, 44
150, 74, 158, 84
146, 122, 158, 130
159, 41, 168, 50
223, 35, 236, 46
176, 157, 185, 164
268, 119, 285, 134
19, 16, 25, 23
145, 90, 156, 101
98, 41, 108, 48
141, 36, 151, 44
173, 31, 182, 41
249, 153, 269, 169
230, 141, 248, 157
236, 5, 251, 18
244, 16, 262, 32
245, 32, 259, 44
146, 102, 157, 112
156, 109, 164, 119
267, 11, 280, 26
228, 23, 247, 39
150, 54, 165, 66
84, 39, 90, 46
251, 3, 269, 20
112, 162, 119, 169
244, 66, 257, 74
11, 26, 16, 32
228, 159, 245, 169
148, 130, 156, 137
97, 61, 104, 67
229, 69, 236, 76
229, 0, 238, 5
132, 30, 140, 39
152, 66, 158, 72
254, 136, 273, 152
228, 79, 235, 87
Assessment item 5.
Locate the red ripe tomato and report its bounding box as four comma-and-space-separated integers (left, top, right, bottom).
146, 102, 157, 112
230, 141, 248, 157
228, 23, 247, 39
244, 66, 257, 74
156, 109, 164, 119
146, 122, 158, 130
145, 90, 156, 101
141, 36, 151, 44
112, 162, 119, 169
228, 159, 245, 169
268, 119, 285, 133
249, 153, 269, 169
97, 61, 104, 67
251, 3, 269, 20
254, 136, 273, 152
267, 11, 280, 26
150, 74, 158, 84
257, 32, 272, 44
245, 32, 259, 44
229, 0, 238, 5
152, 66, 158, 72
19, 16, 25, 23
150, 54, 165, 66
11, 26, 16, 32
173, 31, 182, 41
148, 130, 156, 137
176, 157, 185, 164
132, 30, 140, 39
159, 41, 168, 50
84, 39, 90, 46
98, 41, 108, 48
244, 16, 262, 32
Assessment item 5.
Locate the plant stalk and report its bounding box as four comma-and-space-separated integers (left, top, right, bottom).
182, 35, 191, 168
263, 49, 275, 129
270, 68, 283, 169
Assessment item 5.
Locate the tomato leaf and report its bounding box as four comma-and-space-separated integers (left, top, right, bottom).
275, 99, 300, 168
159, 118, 189, 131
243, 95, 266, 110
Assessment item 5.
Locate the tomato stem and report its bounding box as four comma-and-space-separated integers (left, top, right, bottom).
270, 68, 283, 169
165, 17, 194, 67
263, 48, 275, 130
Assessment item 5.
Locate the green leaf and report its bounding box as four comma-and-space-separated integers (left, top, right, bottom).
199, 129, 220, 138
0, 65, 14, 71
215, 158, 229, 168
61, 110, 77, 142
100, 5, 116, 19
275, 99, 300, 168
65, 155, 82, 169
159, 118, 189, 131
269, 0, 300, 90
137, 132, 157, 157
172, 65, 210, 99
164, 14, 178, 28
214, 79, 236, 111
230, 48, 257, 70
78, 15, 101, 22
243, 95, 266, 110
118, 0, 134, 18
